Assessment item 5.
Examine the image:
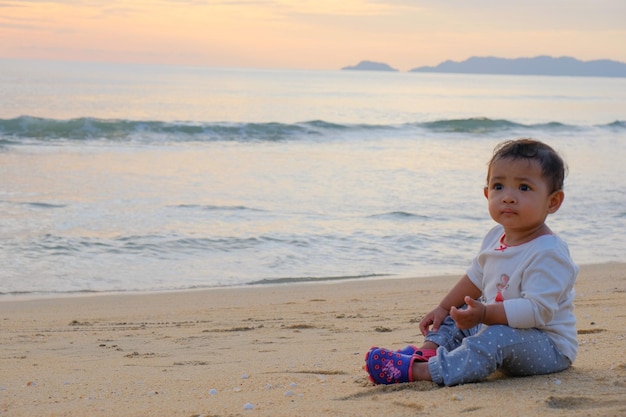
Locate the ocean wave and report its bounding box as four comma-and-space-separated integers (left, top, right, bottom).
0, 116, 623, 145
248, 273, 392, 285
18, 202, 68, 209
23, 233, 312, 258
175, 204, 266, 212
368, 211, 429, 220
604, 120, 626, 129
416, 118, 573, 133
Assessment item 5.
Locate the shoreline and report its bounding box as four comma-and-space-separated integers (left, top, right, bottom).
1, 262, 625, 416
0, 261, 621, 303
0, 272, 401, 303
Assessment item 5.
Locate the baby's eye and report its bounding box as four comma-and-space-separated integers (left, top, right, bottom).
519, 184, 531, 191
493, 183, 503, 190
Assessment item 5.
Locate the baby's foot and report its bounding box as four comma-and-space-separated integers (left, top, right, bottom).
365, 347, 415, 384
396, 345, 436, 361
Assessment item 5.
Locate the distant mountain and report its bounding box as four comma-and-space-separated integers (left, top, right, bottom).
409, 56, 626, 77
342, 60, 398, 72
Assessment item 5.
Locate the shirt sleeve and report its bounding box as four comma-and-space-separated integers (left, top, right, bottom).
503, 245, 577, 329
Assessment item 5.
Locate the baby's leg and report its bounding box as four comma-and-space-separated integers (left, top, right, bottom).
427, 325, 570, 386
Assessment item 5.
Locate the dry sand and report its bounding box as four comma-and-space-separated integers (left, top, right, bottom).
1, 262, 625, 416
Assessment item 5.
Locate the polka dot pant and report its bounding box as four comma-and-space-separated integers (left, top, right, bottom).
425, 316, 571, 386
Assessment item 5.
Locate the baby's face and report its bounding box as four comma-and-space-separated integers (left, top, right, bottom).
484, 158, 555, 233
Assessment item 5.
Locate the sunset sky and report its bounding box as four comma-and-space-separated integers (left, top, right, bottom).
1, 0, 625, 71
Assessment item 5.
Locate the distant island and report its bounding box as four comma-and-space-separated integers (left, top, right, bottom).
341, 60, 398, 72
341, 56, 626, 77
410, 56, 626, 77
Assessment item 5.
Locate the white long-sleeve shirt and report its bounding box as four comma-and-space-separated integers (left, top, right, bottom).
467, 225, 579, 362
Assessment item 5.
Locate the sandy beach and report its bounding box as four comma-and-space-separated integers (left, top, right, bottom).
1, 262, 625, 416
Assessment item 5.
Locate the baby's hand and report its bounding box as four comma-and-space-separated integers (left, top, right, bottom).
419, 305, 449, 336
450, 296, 486, 330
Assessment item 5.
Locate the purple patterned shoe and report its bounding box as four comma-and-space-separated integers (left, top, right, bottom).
365, 347, 415, 384
396, 345, 437, 361
396, 345, 419, 355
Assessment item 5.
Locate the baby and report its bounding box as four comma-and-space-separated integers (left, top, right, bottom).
365, 138, 578, 386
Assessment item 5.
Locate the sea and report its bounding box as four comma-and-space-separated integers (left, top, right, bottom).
1, 59, 625, 298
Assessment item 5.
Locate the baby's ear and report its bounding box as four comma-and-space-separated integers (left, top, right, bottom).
483, 187, 489, 199
547, 190, 565, 214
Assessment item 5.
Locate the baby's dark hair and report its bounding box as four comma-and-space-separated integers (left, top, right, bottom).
487, 138, 567, 193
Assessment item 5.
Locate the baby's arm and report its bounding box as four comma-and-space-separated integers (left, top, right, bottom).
419, 274, 481, 336
450, 296, 508, 330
